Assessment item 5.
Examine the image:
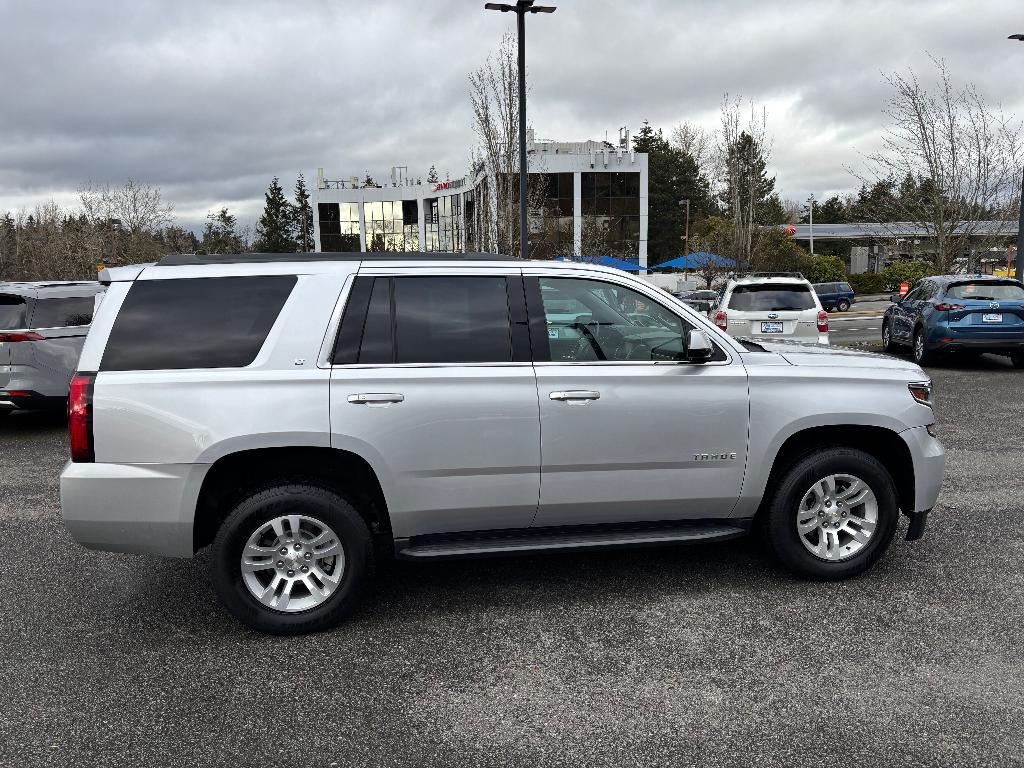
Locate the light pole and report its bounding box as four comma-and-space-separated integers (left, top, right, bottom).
1008, 34, 1024, 280
806, 193, 815, 255
485, 1, 556, 259
682, 198, 690, 258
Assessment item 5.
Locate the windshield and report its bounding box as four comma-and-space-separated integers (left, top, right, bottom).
728, 284, 815, 311
946, 282, 1024, 301
0, 295, 27, 330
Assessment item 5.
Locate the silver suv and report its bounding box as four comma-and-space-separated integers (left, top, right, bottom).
1, 281, 104, 416
60, 253, 945, 634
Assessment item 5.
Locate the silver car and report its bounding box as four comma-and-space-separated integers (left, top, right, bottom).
0, 281, 104, 416
60, 253, 944, 634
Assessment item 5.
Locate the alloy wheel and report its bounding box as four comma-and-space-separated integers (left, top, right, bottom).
240, 514, 345, 613
914, 332, 925, 362
795, 474, 878, 561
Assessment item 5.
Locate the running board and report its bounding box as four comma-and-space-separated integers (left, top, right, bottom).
395, 521, 749, 560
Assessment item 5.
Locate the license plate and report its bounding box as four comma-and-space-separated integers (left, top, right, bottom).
983, 313, 1003, 323
760, 321, 784, 334
547, 328, 559, 339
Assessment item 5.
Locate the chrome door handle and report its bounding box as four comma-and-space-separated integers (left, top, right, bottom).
549, 390, 600, 402
347, 393, 404, 405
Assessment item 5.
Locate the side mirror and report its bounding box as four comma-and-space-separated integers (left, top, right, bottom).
686, 329, 714, 363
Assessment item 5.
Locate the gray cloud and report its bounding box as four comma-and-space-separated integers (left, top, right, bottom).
1, 0, 1022, 230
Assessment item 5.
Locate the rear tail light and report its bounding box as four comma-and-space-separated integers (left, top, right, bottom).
68, 373, 96, 463
0, 332, 43, 343
933, 303, 965, 312
713, 310, 728, 331
816, 310, 829, 332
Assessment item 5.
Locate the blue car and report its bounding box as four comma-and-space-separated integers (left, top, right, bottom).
882, 275, 1024, 367
813, 281, 856, 312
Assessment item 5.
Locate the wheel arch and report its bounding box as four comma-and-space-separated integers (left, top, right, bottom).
755, 425, 915, 521
193, 446, 392, 552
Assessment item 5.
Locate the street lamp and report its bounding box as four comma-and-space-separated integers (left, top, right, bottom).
806, 193, 815, 255
484, 0, 556, 259
1008, 34, 1024, 280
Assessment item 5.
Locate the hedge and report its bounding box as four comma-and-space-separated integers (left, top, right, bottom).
846, 273, 886, 294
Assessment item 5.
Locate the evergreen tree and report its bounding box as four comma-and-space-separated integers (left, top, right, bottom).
292, 174, 314, 252
721, 131, 776, 224
254, 177, 294, 252
632, 121, 713, 265
427, 165, 439, 183
201, 208, 245, 254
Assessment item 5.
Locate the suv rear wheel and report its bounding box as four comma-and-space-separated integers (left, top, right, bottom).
763, 448, 899, 579
836, 299, 851, 312
913, 327, 934, 365
209, 484, 373, 634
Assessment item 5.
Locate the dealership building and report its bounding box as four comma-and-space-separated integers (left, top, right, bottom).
312, 131, 650, 266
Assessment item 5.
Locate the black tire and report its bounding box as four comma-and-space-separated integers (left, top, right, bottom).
1012, 350, 1024, 369
209, 484, 374, 634
881, 321, 898, 353
837, 299, 851, 312
763, 447, 899, 580
912, 326, 934, 365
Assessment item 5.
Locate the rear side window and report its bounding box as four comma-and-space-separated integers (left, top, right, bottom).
332, 275, 515, 365
101, 276, 296, 371
946, 281, 1024, 301
728, 284, 815, 311
0, 295, 27, 330
31, 296, 95, 328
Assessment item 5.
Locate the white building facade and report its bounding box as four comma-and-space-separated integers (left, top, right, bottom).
312, 135, 649, 267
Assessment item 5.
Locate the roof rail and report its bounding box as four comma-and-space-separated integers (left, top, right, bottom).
749, 271, 806, 279
156, 252, 514, 266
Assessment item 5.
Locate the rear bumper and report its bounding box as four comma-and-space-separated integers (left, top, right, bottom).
900, 425, 945, 514
60, 461, 207, 558
929, 336, 1024, 352
0, 390, 64, 411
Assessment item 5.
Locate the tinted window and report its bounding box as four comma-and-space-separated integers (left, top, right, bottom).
101, 276, 296, 371
392, 276, 512, 364
946, 281, 1024, 301
840, 282, 853, 293
728, 284, 815, 311
0, 295, 27, 330
358, 277, 393, 364
31, 296, 95, 328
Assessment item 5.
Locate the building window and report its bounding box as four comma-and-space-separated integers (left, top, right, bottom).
528, 172, 575, 259
580, 171, 640, 262
319, 202, 360, 252
425, 194, 463, 252
364, 200, 418, 252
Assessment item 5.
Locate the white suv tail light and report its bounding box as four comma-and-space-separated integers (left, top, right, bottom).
713, 310, 728, 331
816, 310, 829, 332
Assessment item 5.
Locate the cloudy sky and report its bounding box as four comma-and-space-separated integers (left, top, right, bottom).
1, 0, 1022, 231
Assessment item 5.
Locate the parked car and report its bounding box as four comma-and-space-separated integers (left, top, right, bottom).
714, 275, 829, 344
675, 289, 719, 315
813, 281, 856, 312
61, 253, 943, 634
882, 275, 1024, 366
0, 281, 105, 416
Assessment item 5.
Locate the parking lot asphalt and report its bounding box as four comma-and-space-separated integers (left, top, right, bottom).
1, 351, 1022, 768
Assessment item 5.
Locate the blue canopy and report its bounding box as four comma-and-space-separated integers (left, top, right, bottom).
650, 252, 735, 270
556, 255, 643, 272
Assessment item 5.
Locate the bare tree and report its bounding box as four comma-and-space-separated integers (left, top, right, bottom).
79, 179, 174, 264
717, 95, 773, 271
670, 121, 713, 171
855, 57, 1022, 272
468, 34, 547, 257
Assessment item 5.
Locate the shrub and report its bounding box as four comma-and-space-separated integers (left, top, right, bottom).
846, 273, 886, 294
800, 254, 847, 284
880, 260, 938, 291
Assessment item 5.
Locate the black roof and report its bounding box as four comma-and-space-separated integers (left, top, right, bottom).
156, 252, 514, 266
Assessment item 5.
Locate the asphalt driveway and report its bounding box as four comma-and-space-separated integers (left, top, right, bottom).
1, 353, 1021, 767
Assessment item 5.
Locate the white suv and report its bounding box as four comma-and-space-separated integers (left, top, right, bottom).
714, 275, 829, 344
60, 253, 942, 634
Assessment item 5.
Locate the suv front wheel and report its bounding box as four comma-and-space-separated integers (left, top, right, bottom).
209, 484, 374, 634
763, 448, 899, 579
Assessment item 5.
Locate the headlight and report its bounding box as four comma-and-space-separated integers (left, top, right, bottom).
908, 381, 933, 407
